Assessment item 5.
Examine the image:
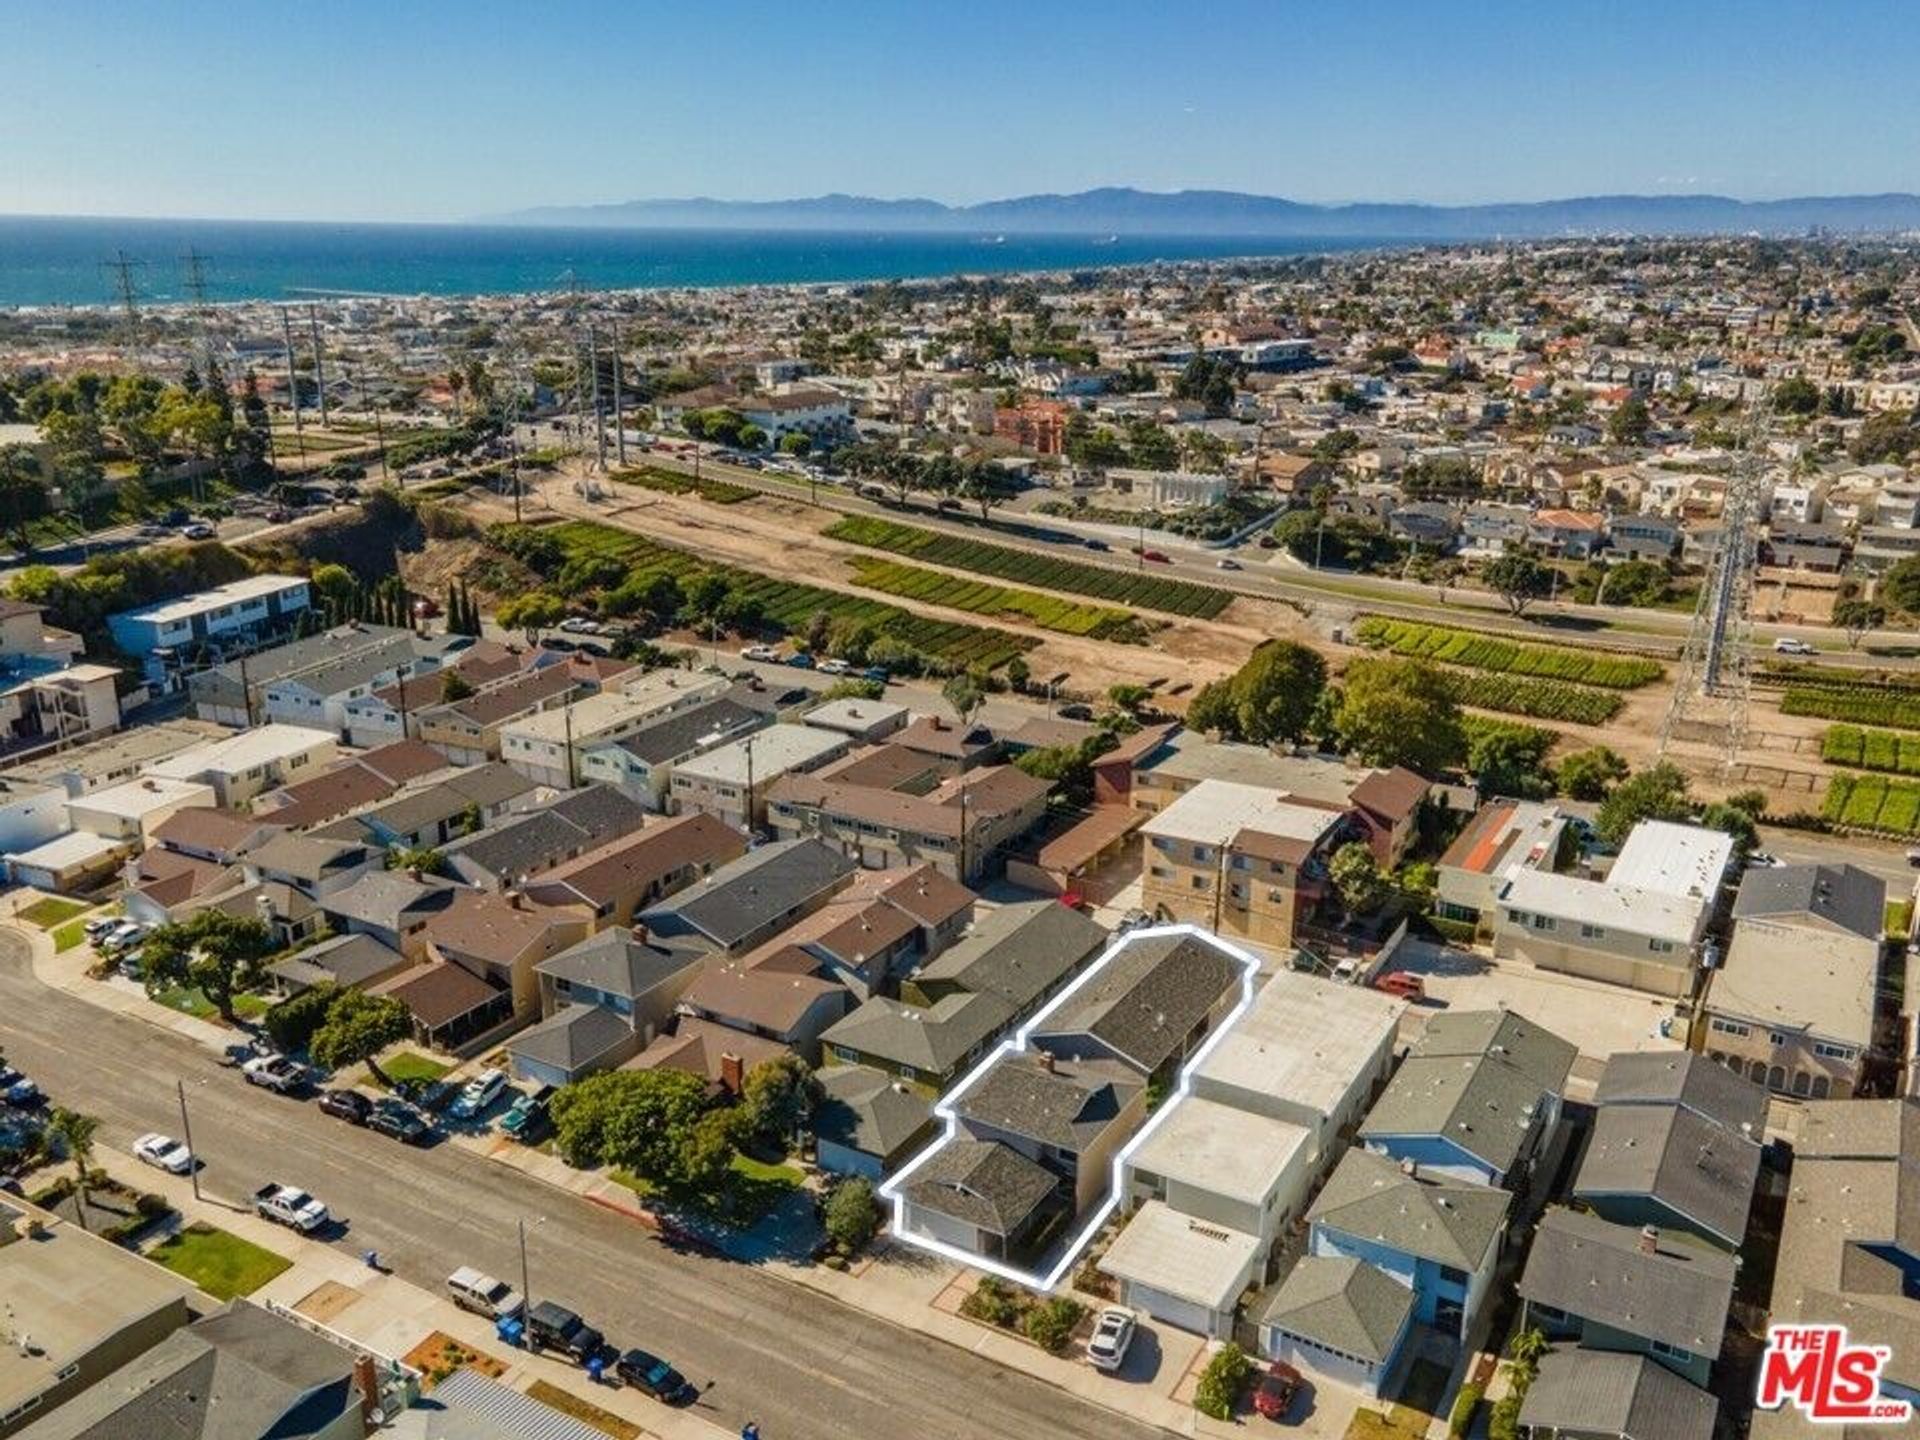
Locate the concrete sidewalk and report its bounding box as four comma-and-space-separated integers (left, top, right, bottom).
78, 1144, 735, 1440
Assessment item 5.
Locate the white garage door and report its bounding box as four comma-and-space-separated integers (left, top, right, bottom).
1124, 1282, 1220, 1338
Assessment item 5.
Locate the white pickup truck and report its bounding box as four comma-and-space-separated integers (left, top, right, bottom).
254, 1183, 329, 1233
241, 1055, 308, 1094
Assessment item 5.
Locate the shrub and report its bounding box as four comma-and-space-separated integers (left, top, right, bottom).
263, 983, 341, 1054
1022, 1297, 1085, 1353
1449, 1382, 1485, 1439
1353, 617, 1664, 689
822, 1177, 880, 1253
1194, 1343, 1253, 1421
1489, 1391, 1524, 1440
959, 1276, 1024, 1328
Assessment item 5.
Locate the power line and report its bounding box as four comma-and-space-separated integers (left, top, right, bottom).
100, 250, 145, 340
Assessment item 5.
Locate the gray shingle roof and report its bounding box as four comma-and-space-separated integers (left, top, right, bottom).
1518, 1349, 1717, 1440
1410, 1008, 1577, 1095
814, 1063, 933, 1161
955, 1054, 1140, 1152
535, 925, 705, 997
821, 990, 1013, 1074
640, 838, 855, 950
1257, 1256, 1414, 1363
508, 1002, 635, 1074
909, 898, 1106, 1011
1573, 1103, 1760, 1247
1593, 1050, 1769, 1138
1309, 1148, 1510, 1270
614, 695, 763, 766
1516, 1207, 1736, 1354
442, 784, 647, 884
1732, 862, 1885, 941
901, 1138, 1057, 1236
1029, 931, 1241, 1075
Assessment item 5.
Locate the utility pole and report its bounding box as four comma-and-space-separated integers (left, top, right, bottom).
588, 326, 606, 472
307, 306, 330, 428
175, 1080, 201, 1201
742, 734, 756, 841
518, 1218, 534, 1314
279, 310, 308, 467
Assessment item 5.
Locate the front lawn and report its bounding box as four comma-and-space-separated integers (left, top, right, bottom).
18, 897, 91, 929
150, 985, 220, 1020
372, 1052, 450, 1088
150, 1222, 291, 1299
612, 1151, 806, 1226
51, 917, 92, 952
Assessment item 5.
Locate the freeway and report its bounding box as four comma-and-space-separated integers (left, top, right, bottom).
0, 933, 1166, 1440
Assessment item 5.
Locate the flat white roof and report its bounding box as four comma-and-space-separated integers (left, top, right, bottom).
804, 698, 909, 732
674, 723, 844, 787
113, 573, 308, 627
70, 775, 214, 820
146, 723, 335, 779
1127, 1097, 1309, 1205
1140, 778, 1341, 849
509, 674, 725, 745
1607, 819, 1734, 901
1194, 970, 1403, 1119
4, 829, 125, 868
1096, 1199, 1261, 1308
1500, 867, 1707, 944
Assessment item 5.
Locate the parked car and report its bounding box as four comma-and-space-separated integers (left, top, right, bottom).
538, 636, 578, 653
132, 1132, 194, 1175
739, 644, 781, 663
785, 652, 816, 669
318, 1089, 373, 1125
818, 658, 851, 675
3, 1075, 41, 1108
178, 522, 216, 541
498, 1087, 554, 1142
1085, 1306, 1137, 1372
862, 665, 890, 683
1082, 538, 1109, 551
254, 1182, 329, 1232
241, 1055, 309, 1094
525, 1301, 606, 1363
616, 1348, 697, 1403
368, 1099, 431, 1144
1253, 1361, 1303, 1420
558, 616, 601, 634
1772, 637, 1816, 655
1216, 557, 1243, 570
1056, 703, 1095, 721
449, 1068, 508, 1120
1372, 971, 1427, 1001
447, 1266, 525, 1321
1140, 549, 1171, 564
82, 915, 119, 941
99, 921, 146, 954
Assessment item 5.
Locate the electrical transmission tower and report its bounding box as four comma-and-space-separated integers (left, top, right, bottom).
1658, 396, 1773, 774
101, 250, 145, 341
180, 248, 215, 367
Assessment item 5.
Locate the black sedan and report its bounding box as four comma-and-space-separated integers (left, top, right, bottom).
367, 1099, 431, 1144
616, 1348, 697, 1404
317, 1089, 373, 1124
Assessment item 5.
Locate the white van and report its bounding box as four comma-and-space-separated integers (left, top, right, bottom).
446, 1266, 524, 1320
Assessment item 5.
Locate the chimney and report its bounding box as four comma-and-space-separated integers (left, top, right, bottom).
631, 921, 648, 944
408, 866, 423, 882
509, 892, 526, 910
1036, 1050, 1056, 1074
1638, 1224, 1660, 1255
1399, 1157, 1418, 1179
352, 1353, 380, 1423
720, 1051, 745, 1095
255, 891, 277, 926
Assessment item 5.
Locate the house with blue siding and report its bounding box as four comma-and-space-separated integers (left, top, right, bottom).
1303, 1148, 1510, 1342
1358, 1009, 1576, 1189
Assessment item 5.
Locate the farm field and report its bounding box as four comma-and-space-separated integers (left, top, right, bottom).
845, 556, 1145, 641
1783, 683, 1920, 731
546, 519, 1036, 671
1434, 667, 1625, 725
1353, 618, 1665, 689
1824, 771, 1920, 837
610, 465, 753, 504
824, 515, 1233, 619
1821, 724, 1920, 774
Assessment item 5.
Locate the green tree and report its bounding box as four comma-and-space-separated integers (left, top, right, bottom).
140, 910, 274, 1022
1697, 800, 1758, 857
1022, 1297, 1087, 1353
0, 445, 50, 551
1469, 724, 1554, 799
1555, 745, 1629, 801
497, 590, 564, 644
1594, 762, 1693, 846
823, 1176, 881, 1251
439, 668, 475, 702
308, 990, 414, 1086
263, 983, 342, 1053
1194, 1343, 1252, 1421
1335, 657, 1464, 773
1211, 641, 1327, 745
942, 673, 986, 727
1606, 395, 1652, 445
674, 1108, 739, 1196
547, 1069, 710, 1184
1772, 376, 1821, 415
384, 844, 445, 876
48, 1107, 100, 1229
1329, 841, 1390, 916
739, 1055, 821, 1151
1483, 550, 1553, 616
1832, 599, 1886, 650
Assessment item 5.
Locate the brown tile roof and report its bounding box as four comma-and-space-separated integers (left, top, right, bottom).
356, 739, 453, 786
423, 889, 580, 967
1350, 765, 1432, 818
680, 948, 846, 1035
523, 813, 745, 911
847, 863, 976, 930
374, 959, 502, 1028
149, 806, 270, 857
624, 1017, 791, 1088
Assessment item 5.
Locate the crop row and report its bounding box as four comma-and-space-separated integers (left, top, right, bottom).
609, 466, 753, 504
1433, 667, 1624, 725
545, 520, 1035, 670
1820, 724, 1920, 774
1781, 685, 1920, 731
847, 557, 1144, 641
824, 516, 1232, 619
1353, 617, 1665, 689
1824, 772, 1920, 836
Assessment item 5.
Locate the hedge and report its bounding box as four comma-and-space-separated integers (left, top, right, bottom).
824, 515, 1233, 619
1353, 617, 1665, 689
542, 520, 1036, 671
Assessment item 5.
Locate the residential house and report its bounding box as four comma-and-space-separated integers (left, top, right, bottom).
813, 1064, 934, 1180
638, 838, 856, 956
1517, 1349, 1718, 1440
1028, 930, 1243, 1081
186, 622, 418, 726
1123, 1095, 1313, 1251
799, 697, 911, 745
499, 671, 729, 788
895, 1138, 1060, 1262
144, 723, 339, 807
1255, 1254, 1417, 1398
1358, 1008, 1575, 1189
508, 926, 709, 1087
319, 869, 460, 958
250, 740, 450, 831
1435, 799, 1570, 929
1492, 820, 1733, 998
414, 663, 587, 766
1703, 862, 1884, 1100
668, 722, 850, 833
1605, 513, 1682, 562
902, 898, 1105, 1015
674, 935, 854, 1064
1572, 1087, 1761, 1253
1517, 1207, 1736, 1388
439, 786, 649, 891
1098, 1199, 1268, 1341
1527, 509, 1606, 558
324, 762, 534, 852
266, 931, 409, 996
821, 991, 1014, 1093
517, 812, 745, 928
243, 831, 383, 899
576, 693, 766, 810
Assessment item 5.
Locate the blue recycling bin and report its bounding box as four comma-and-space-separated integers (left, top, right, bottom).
495, 1315, 525, 1347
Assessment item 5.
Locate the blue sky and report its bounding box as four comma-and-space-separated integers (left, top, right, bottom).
6, 0, 1917, 222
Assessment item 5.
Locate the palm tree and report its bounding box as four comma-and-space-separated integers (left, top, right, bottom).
49, 1108, 99, 1230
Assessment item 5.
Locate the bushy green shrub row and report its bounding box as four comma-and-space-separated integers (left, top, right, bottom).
1354, 617, 1664, 689
847, 557, 1144, 641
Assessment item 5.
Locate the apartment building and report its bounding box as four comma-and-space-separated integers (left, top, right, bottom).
668, 722, 850, 833
499, 671, 729, 788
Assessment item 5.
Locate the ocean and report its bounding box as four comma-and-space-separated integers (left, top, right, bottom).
0, 215, 1383, 308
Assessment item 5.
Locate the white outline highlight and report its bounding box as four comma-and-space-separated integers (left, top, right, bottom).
877, 922, 1262, 1292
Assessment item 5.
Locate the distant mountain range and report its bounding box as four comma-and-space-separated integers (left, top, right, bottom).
491, 187, 1920, 239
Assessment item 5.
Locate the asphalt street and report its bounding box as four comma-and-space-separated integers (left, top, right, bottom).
0, 932, 1167, 1440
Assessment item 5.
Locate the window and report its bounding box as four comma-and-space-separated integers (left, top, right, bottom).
1648, 939, 1676, 954
1192, 844, 1212, 863
1531, 913, 1555, 932
1813, 1042, 1856, 1061
1769, 1032, 1787, 1048
1438, 1264, 1468, 1286
1650, 1341, 1693, 1363
1711, 1017, 1751, 1039
1191, 874, 1209, 891
1579, 923, 1605, 940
